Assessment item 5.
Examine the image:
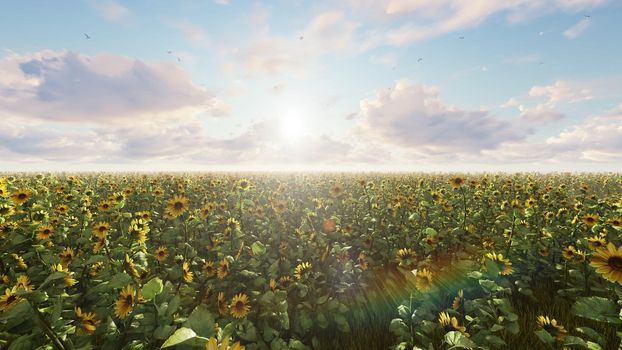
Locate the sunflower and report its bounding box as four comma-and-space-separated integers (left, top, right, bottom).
225, 218, 240, 234
536, 315, 567, 340
202, 261, 216, 277
93, 237, 106, 253
52, 264, 77, 286
217, 258, 230, 279
439, 311, 469, 336
90, 262, 104, 277
183, 261, 193, 282
449, 176, 465, 189
562, 246, 576, 261
92, 222, 110, 239
36, 225, 54, 240
270, 279, 277, 291
75, 307, 99, 334
357, 253, 368, 270
452, 289, 464, 310
0, 203, 14, 217
14, 275, 33, 291
217, 292, 228, 315
415, 268, 433, 291
135, 210, 152, 222
237, 179, 251, 191
581, 214, 600, 226
329, 184, 344, 198
128, 219, 149, 244
608, 217, 622, 229
590, 243, 622, 285
0, 287, 23, 312
205, 336, 245, 350
97, 200, 114, 212
165, 195, 190, 219
59, 247, 75, 267
588, 236, 607, 250
199, 203, 215, 219
115, 285, 136, 318
397, 248, 417, 269
485, 252, 513, 275
124, 254, 140, 279
279, 276, 294, 288
0, 184, 8, 198
54, 204, 69, 215
154, 246, 169, 262
12, 254, 27, 270
10, 188, 32, 205
294, 261, 312, 280
525, 198, 536, 208
230, 293, 251, 319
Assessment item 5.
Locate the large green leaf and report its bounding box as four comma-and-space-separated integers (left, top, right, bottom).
572, 296, 622, 324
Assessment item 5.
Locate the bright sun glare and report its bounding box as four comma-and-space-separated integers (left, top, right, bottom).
279, 112, 305, 141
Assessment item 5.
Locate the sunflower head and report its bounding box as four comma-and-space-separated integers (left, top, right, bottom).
217, 292, 228, 315
397, 248, 417, 269
581, 214, 600, 226
115, 285, 136, 319
562, 246, 576, 261
230, 293, 251, 319
75, 307, 99, 334
36, 225, 54, 240
588, 236, 607, 250
165, 195, 190, 219
154, 246, 169, 262
485, 252, 513, 275
217, 258, 230, 279
536, 315, 567, 340
415, 268, 433, 291
182, 261, 193, 282
0, 287, 23, 312
590, 243, 622, 285
205, 336, 245, 350
449, 176, 465, 189
294, 261, 312, 280
439, 311, 469, 336
11, 188, 32, 205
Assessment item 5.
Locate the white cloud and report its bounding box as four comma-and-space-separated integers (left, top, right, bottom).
519, 104, 566, 124
214, 0, 230, 5
563, 18, 592, 38
88, 0, 130, 23
529, 80, 594, 104
358, 80, 525, 154
0, 50, 228, 123
169, 21, 210, 48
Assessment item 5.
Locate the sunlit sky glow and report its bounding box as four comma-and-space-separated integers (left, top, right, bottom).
1, 0, 621, 172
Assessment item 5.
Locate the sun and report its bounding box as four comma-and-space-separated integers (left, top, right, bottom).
279, 112, 305, 141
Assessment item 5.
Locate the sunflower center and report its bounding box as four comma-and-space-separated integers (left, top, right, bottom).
235, 301, 244, 309
608, 256, 622, 270
125, 295, 134, 304
174, 202, 184, 210
6, 295, 16, 304
17, 193, 26, 200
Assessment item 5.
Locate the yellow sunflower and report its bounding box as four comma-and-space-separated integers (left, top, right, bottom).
154, 246, 169, 262
294, 261, 312, 280
36, 225, 54, 240
237, 179, 251, 191
0, 203, 14, 217
115, 285, 136, 318
183, 261, 193, 282
449, 176, 465, 189
202, 261, 216, 277
75, 307, 99, 334
415, 268, 433, 291
439, 311, 469, 336
485, 252, 513, 275
590, 243, 622, 285
97, 200, 114, 212
14, 275, 33, 291
397, 248, 417, 269
217, 258, 230, 279
10, 188, 32, 205
205, 336, 245, 350
608, 217, 622, 229
165, 195, 190, 219
329, 184, 345, 198
279, 276, 294, 288
0, 287, 23, 312
92, 222, 110, 239
59, 247, 75, 267
562, 246, 576, 261
217, 292, 228, 315
230, 293, 251, 319
536, 315, 567, 340
12, 254, 27, 270
588, 235, 607, 250
581, 214, 600, 226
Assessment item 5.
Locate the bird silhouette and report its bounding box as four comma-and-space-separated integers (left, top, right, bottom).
458, 36, 465, 40
84, 33, 90, 39
167, 50, 172, 54
177, 57, 182, 62
299, 36, 304, 40
584, 15, 591, 19
417, 58, 423, 62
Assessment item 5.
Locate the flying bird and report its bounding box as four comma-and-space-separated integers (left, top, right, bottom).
83, 33, 90, 39
417, 58, 423, 62
584, 14, 591, 19
458, 36, 465, 40
167, 50, 172, 54
299, 36, 304, 40
177, 56, 182, 62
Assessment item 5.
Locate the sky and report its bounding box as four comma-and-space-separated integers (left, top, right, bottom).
1, 0, 621, 172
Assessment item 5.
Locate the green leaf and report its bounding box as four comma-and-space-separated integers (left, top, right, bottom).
444, 331, 476, 349
564, 336, 588, 348
142, 277, 163, 301
576, 327, 606, 346
534, 329, 554, 346
572, 296, 622, 324
184, 305, 215, 338
161, 327, 197, 348
389, 318, 410, 338
251, 241, 266, 256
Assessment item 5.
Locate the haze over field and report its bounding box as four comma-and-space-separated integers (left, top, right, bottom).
1, 0, 621, 172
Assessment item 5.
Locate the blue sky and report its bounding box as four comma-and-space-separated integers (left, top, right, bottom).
1, 0, 621, 171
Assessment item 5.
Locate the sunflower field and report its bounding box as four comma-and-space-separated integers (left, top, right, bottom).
0, 173, 621, 350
